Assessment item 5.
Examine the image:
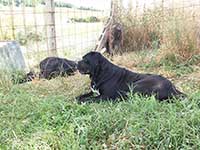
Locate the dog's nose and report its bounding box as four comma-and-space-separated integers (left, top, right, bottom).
77, 60, 83, 66
77, 61, 81, 69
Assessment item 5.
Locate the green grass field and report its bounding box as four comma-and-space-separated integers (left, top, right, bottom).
1, 2, 200, 149
0, 50, 200, 149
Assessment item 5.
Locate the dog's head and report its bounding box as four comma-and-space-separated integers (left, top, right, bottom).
77, 52, 106, 76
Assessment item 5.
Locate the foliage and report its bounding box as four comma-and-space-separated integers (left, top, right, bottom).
16, 29, 44, 45
78, 6, 101, 11
117, 6, 200, 62
0, 0, 45, 7
54, 2, 74, 8
71, 16, 100, 23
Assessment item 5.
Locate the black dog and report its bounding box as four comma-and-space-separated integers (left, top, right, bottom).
77, 52, 186, 103
39, 57, 77, 79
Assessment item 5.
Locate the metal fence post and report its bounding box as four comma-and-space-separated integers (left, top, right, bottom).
45, 0, 57, 56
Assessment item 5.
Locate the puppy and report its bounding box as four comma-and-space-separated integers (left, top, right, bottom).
39, 57, 77, 79
77, 52, 186, 103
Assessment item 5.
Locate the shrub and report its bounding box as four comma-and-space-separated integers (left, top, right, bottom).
54, 2, 74, 8
71, 16, 100, 23
117, 6, 200, 62
16, 28, 44, 45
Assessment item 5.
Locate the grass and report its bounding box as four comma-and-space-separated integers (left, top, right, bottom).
1, 3, 200, 149
115, 4, 200, 63
0, 80, 200, 149
0, 50, 200, 149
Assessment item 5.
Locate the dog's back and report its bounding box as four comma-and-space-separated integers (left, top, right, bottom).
124, 69, 186, 100
39, 57, 77, 79
105, 65, 186, 101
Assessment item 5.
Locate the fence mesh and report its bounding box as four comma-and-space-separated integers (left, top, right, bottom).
0, 0, 111, 69
0, 0, 200, 70
110, 0, 200, 59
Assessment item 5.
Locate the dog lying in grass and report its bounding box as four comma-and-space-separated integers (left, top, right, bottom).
76, 52, 186, 103
15, 57, 77, 84
39, 57, 77, 79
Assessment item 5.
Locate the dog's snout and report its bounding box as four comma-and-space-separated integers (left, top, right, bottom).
77, 60, 83, 67
74, 65, 78, 70
77, 61, 81, 70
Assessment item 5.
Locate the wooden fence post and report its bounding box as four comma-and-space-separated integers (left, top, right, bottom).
10, 0, 15, 39
45, 0, 57, 56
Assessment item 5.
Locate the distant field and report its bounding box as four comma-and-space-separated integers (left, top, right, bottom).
20, 22, 103, 68
0, 6, 109, 67
0, 5, 108, 40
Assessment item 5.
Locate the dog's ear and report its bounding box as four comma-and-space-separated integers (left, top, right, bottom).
90, 53, 102, 79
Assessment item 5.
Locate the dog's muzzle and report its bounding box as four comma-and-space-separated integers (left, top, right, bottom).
77, 61, 90, 74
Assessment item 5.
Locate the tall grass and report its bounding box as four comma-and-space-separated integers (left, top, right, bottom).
117, 6, 200, 62
0, 70, 29, 92
0, 71, 13, 92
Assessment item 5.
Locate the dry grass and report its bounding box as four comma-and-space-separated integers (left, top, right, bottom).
115, 6, 200, 63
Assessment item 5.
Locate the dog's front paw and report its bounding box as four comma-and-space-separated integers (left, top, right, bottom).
75, 95, 84, 101
75, 96, 87, 104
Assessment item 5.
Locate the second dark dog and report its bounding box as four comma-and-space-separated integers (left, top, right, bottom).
39, 57, 77, 79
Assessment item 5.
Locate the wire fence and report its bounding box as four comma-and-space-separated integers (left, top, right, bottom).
0, 0, 111, 69
108, 0, 200, 57
116, 0, 200, 26
0, 0, 200, 70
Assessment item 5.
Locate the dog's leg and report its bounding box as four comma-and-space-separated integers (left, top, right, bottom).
77, 94, 109, 104
90, 95, 108, 103
76, 91, 94, 103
